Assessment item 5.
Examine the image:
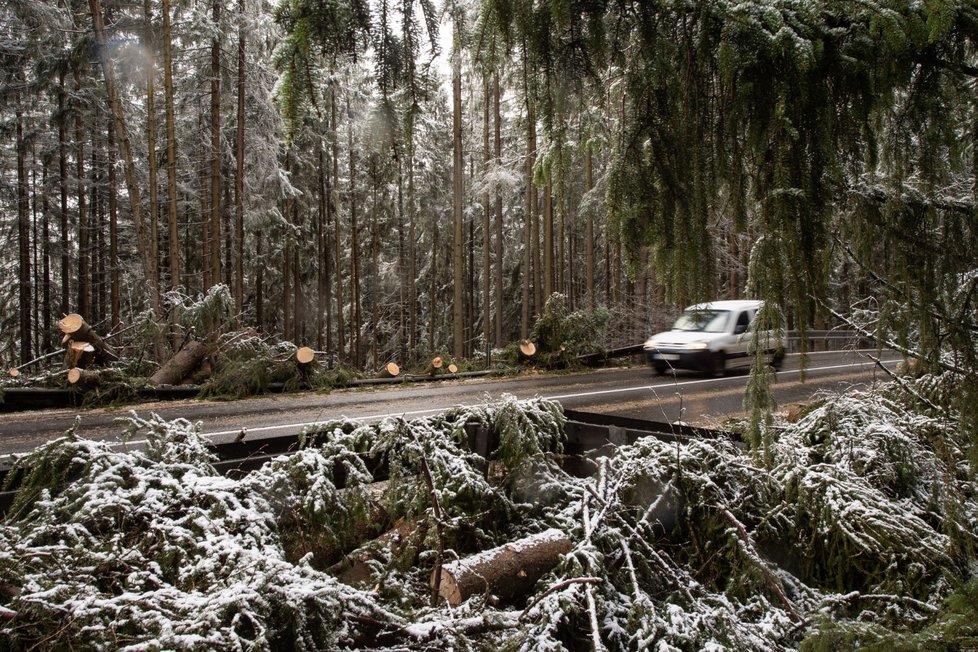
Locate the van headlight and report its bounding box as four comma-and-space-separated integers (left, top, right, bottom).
688, 341, 709, 350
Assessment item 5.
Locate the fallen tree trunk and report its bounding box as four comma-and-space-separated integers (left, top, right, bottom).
58, 313, 118, 361
67, 368, 100, 387
433, 528, 572, 606
149, 339, 212, 386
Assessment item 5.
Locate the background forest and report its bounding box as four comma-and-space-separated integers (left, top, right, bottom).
0, 0, 976, 379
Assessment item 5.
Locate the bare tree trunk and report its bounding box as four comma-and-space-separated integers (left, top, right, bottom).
41, 163, 52, 351
349, 108, 361, 367
74, 72, 89, 319
543, 181, 553, 301
317, 146, 327, 351
407, 123, 417, 353
332, 90, 344, 364
255, 232, 264, 329
89, 0, 161, 314
283, 156, 292, 340
452, 29, 465, 360
234, 0, 245, 314
482, 75, 491, 357
144, 0, 160, 295
16, 91, 32, 364
162, 0, 180, 289
396, 144, 407, 363
586, 148, 595, 310
90, 132, 104, 325
209, 0, 222, 288
58, 71, 70, 316
199, 107, 210, 290
493, 70, 504, 347
107, 93, 120, 329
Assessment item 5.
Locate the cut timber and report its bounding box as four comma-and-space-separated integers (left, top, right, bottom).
149, 339, 212, 386
8, 368, 19, 379
428, 356, 443, 376
67, 368, 100, 386
519, 340, 537, 358
447, 363, 459, 374
433, 528, 571, 606
64, 341, 96, 369
296, 346, 316, 366
57, 313, 118, 362
378, 362, 400, 378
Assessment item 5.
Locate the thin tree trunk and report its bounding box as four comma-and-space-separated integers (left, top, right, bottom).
162, 0, 180, 289
199, 107, 210, 290
586, 148, 595, 310
41, 163, 51, 351
209, 0, 222, 288
543, 182, 553, 301
396, 144, 407, 363
90, 133, 104, 325
107, 94, 120, 329
493, 70, 504, 347
317, 146, 327, 351
349, 109, 361, 366
407, 123, 417, 353
255, 231, 264, 329
16, 92, 32, 364
529, 109, 541, 317
144, 0, 160, 294
482, 75, 491, 357
90, 0, 161, 314
234, 0, 246, 315
332, 90, 344, 364
74, 71, 89, 319
283, 156, 292, 340
58, 71, 70, 316
452, 31, 464, 359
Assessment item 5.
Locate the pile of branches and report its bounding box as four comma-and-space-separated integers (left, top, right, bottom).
1, 380, 976, 650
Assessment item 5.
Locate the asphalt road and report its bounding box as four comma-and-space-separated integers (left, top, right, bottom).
0, 349, 901, 460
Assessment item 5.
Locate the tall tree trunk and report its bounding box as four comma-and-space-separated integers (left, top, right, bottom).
208, 0, 222, 288
332, 90, 344, 364
256, 231, 264, 330
107, 91, 120, 329
529, 111, 541, 318
543, 181, 553, 301
90, 0, 161, 314
451, 31, 465, 359
283, 156, 293, 340
396, 144, 407, 363
162, 0, 180, 289
348, 108, 361, 366
585, 148, 595, 310
493, 70, 504, 347
234, 0, 246, 315
58, 71, 70, 316
144, 0, 160, 294
16, 92, 32, 364
407, 120, 417, 353
90, 132, 103, 325
74, 72, 89, 319
199, 108, 210, 290
482, 75, 491, 358
41, 163, 52, 351
317, 146, 327, 351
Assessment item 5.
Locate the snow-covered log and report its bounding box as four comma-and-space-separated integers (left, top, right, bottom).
433, 528, 572, 606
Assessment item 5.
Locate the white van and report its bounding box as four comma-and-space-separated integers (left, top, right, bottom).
643, 300, 784, 375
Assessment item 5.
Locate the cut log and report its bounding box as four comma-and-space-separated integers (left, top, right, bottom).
433, 528, 572, 606
64, 341, 96, 369
58, 313, 118, 361
519, 340, 537, 358
296, 346, 316, 366
378, 362, 400, 378
67, 367, 100, 387
428, 356, 443, 376
447, 363, 459, 374
149, 339, 212, 386
8, 368, 19, 379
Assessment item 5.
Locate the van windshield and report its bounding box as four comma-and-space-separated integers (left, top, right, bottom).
672, 309, 730, 333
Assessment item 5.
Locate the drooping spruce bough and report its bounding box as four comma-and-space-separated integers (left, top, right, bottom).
2, 387, 976, 650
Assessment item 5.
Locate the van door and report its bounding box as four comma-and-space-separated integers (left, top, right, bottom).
730, 310, 753, 368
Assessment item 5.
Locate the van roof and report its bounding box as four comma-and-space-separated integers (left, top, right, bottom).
684, 299, 764, 311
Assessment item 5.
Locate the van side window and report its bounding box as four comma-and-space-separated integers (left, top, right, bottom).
734, 311, 750, 335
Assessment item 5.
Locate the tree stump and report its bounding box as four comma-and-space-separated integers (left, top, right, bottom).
428, 356, 443, 376
446, 363, 459, 374
519, 341, 537, 359
67, 368, 100, 387
58, 313, 117, 361
432, 528, 572, 606
149, 339, 212, 386
378, 362, 400, 378
64, 341, 96, 369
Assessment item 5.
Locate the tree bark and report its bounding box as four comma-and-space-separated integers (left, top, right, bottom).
16, 91, 32, 364
452, 28, 465, 360
585, 148, 595, 310
107, 100, 120, 330
74, 71, 89, 319
349, 104, 361, 367
234, 0, 246, 315
493, 70, 504, 348
482, 75, 491, 359
149, 339, 212, 386
208, 0, 222, 288
433, 529, 571, 606
332, 90, 344, 365
162, 0, 180, 289
144, 0, 160, 296
58, 71, 70, 316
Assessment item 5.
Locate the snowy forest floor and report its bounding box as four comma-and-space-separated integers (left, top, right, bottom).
1, 371, 977, 651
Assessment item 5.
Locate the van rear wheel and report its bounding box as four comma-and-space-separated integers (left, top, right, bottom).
654, 363, 667, 375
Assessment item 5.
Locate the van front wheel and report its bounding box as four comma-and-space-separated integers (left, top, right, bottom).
706, 352, 726, 377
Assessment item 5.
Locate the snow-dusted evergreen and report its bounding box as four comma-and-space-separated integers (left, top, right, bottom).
2, 384, 975, 649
